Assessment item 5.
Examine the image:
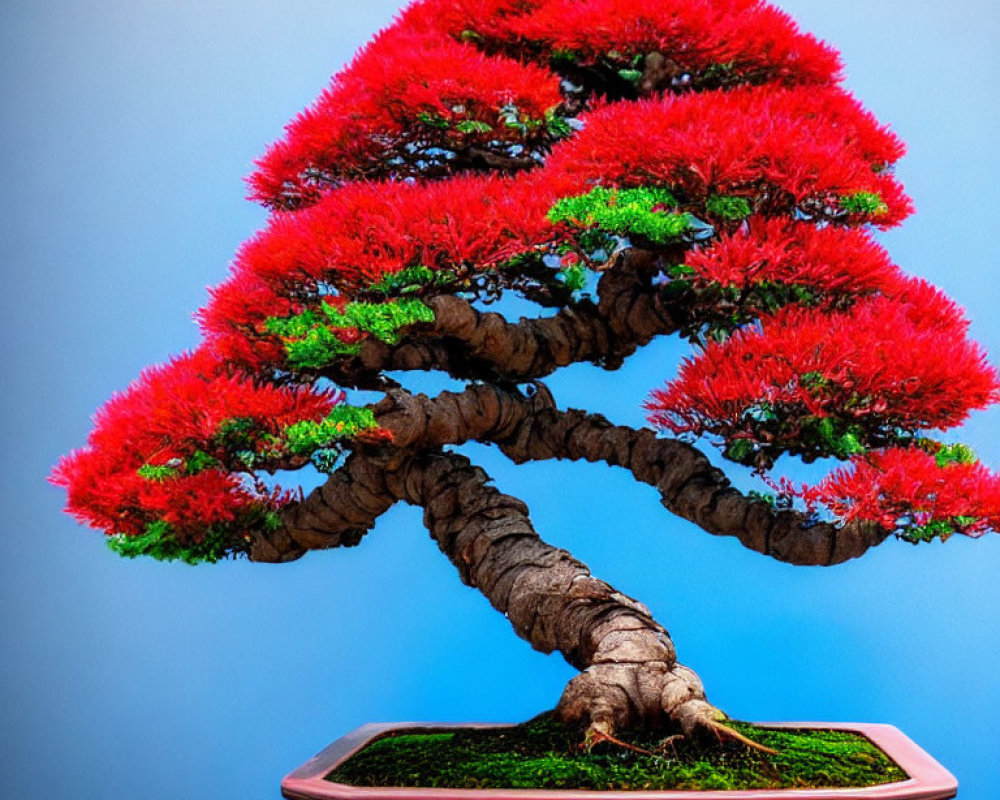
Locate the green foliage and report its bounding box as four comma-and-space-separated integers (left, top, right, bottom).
368, 265, 454, 296
557, 263, 588, 292
416, 111, 450, 129
550, 48, 580, 65
137, 463, 178, 482
725, 408, 869, 467
326, 299, 435, 343
266, 299, 435, 369
106, 521, 235, 565
185, 449, 217, 474
285, 405, 380, 455
137, 449, 218, 481
455, 120, 493, 134
548, 186, 691, 245
934, 442, 978, 468
839, 191, 888, 216
705, 195, 753, 220
327, 714, 905, 791
216, 416, 267, 451
544, 107, 572, 138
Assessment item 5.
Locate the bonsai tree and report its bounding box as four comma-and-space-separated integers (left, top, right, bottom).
53, 0, 1000, 751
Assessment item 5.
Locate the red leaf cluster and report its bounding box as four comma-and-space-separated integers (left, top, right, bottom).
200, 173, 568, 368
647, 287, 1000, 452
546, 85, 910, 225
814, 448, 1000, 536
682, 219, 903, 295
408, 0, 840, 86
249, 26, 562, 208
50, 348, 336, 540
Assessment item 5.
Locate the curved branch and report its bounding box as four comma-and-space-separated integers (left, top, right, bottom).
262, 382, 889, 566
495, 408, 891, 566
321, 248, 687, 388
253, 451, 396, 563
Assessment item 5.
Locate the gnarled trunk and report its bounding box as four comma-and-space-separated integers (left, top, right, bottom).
381, 449, 726, 737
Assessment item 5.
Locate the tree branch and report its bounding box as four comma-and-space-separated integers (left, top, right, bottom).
321, 248, 687, 388
253, 451, 396, 563
496, 407, 891, 566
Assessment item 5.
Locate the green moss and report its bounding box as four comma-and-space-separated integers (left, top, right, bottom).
327, 715, 906, 791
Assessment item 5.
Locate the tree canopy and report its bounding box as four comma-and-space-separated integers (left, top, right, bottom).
53, 0, 1000, 568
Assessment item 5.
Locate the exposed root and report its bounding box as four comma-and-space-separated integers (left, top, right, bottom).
708, 720, 779, 756
581, 722, 656, 757
656, 734, 685, 758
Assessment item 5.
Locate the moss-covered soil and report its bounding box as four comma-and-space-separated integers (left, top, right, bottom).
326, 714, 907, 792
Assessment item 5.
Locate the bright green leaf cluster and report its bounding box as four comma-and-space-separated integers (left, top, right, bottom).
266, 298, 435, 370
285, 405, 380, 454
558, 263, 588, 292
933, 442, 978, 468
416, 111, 450, 129
368, 265, 454, 296
839, 191, 888, 216
902, 515, 980, 544
548, 186, 690, 245
137, 449, 219, 482
137, 463, 178, 482
106, 521, 234, 565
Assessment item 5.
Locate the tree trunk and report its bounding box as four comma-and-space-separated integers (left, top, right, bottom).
382, 448, 728, 738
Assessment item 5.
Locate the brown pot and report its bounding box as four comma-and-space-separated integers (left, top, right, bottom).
281, 721, 957, 800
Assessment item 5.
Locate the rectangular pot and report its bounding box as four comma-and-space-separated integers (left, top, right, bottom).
281, 721, 957, 800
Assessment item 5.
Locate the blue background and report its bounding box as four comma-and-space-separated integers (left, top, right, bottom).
2, 1, 998, 798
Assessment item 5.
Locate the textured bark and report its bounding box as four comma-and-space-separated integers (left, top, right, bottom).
383, 449, 726, 736
321, 249, 687, 388
263, 386, 888, 566
251, 452, 395, 563
497, 407, 891, 566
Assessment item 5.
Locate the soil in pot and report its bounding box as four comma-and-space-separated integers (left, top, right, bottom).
326, 713, 907, 792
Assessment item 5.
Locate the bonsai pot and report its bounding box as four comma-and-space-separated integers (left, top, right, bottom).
281, 721, 958, 800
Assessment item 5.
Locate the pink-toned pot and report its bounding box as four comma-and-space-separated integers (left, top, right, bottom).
281, 722, 957, 800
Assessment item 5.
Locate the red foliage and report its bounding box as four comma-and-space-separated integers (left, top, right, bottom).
201, 173, 569, 368
248, 26, 562, 208
496, 0, 837, 85
545, 85, 911, 225
682, 219, 904, 295
814, 447, 1000, 536
50, 348, 336, 540
407, 0, 840, 86
647, 287, 1000, 452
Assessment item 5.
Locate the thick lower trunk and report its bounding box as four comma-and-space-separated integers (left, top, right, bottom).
382, 449, 725, 736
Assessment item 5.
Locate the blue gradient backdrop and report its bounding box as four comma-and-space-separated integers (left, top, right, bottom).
2, 2, 998, 798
